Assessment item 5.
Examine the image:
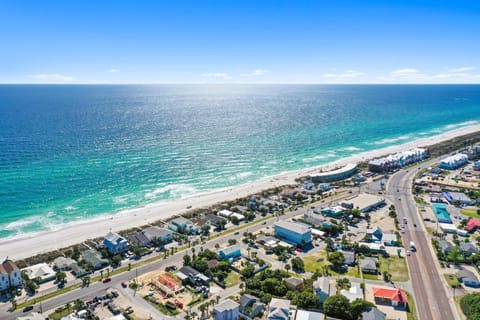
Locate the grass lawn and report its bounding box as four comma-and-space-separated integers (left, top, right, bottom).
379, 256, 409, 282
225, 271, 241, 287
444, 274, 461, 288
406, 291, 418, 320
303, 250, 360, 278
361, 272, 379, 280
460, 209, 480, 219
48, 307, 72, 320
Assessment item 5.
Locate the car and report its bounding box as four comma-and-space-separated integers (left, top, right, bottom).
23, 306, 34, 312
413, 224, 417, 227
262, 221, 267, 225
202, 241, 206, 245
121, 282, 128, 288
406, 250, 411, 256
234, 232, 239, 235
102, 277, 111, 283
111, 290, 119, 298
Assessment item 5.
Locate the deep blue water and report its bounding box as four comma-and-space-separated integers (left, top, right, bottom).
1, 84, 479, 239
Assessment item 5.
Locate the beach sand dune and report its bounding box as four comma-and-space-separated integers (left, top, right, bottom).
1, 125, 479, 260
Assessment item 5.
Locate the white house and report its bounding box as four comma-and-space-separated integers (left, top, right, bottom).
23, 263, 56, 283
0, 259, 22, 291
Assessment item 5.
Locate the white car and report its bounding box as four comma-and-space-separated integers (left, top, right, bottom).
406, 250, 411, 256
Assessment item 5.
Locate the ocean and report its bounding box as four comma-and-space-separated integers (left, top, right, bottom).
1, 84, 479, 239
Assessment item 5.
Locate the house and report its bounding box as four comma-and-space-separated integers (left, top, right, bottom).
439, 154, 468, 170
358, 242, 386, 254
294, 310, 326, 320
360, 257, 378, 274
219, 245, 242, 260
372, 287, 408, 309
82, 249, 109, 270
367, 226, 383, 242
53, 257, 76, 271
284, 277, 304, 291
457, 270, 480, 288
362, 308, 387, 320
207, 259, 219, 270
213, 299, 239, 320
142, 226, 173, 244
321, 206, 344, 217
103, 232, 129, 255
340, 282, 363, 302
0, 259, 22, 292
126, 231, 150, 248
168, 217, 198, 234
17, 313, 46, 320
313, 277, 336, 303
22, 263, 56, 283
444, 192, 473, 206
382, 233, 398, 246
366, 226, 397, 246
267, 298, 291, 320
460, 242, 478, 256
465, 218, 480, 232
438, 240, 454, 255
71, 264, 87, 277
341, 251, 356, 266
274, 221, 312, 246
219, 209, 234, 218
177, 266, 210, 285
239, 294, 264, 318
206, 214, 227, 229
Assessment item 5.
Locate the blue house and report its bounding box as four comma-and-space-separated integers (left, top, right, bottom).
168, 217, 199, 234
219, 244, 242, 260
439, 154, 468, 170
103, 232, 129, 255
274, 221, 312, 246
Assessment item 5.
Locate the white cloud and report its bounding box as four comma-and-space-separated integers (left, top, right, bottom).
107, 68, 120, 73
200, 72, 232, 80
389, 68, 419, 77
240, 69, 269, 77
448, 66, 475, 73
321, 70, 364, 79
30, 73, 76, 82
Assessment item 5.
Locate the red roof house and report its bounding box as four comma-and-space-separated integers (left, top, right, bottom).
466, 218, 480, 232
373, 287, 408, 309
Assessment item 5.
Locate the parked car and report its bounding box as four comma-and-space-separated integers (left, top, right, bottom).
23, 306, 34, 312
102, 277, 111, 283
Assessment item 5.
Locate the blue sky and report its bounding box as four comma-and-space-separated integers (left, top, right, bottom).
1, 0, 479, 84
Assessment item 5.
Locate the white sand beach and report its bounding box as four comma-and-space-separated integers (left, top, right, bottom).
1, 124, 480, 260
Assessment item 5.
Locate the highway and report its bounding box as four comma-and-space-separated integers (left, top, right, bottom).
387, 164, 455, 320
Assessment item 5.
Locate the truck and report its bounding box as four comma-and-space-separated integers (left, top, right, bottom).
410, 241, 416, 251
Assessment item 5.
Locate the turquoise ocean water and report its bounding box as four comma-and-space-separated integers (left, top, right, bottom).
1, 85, 479, 239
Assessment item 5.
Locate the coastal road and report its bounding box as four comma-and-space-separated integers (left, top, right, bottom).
387, 164, 455, 320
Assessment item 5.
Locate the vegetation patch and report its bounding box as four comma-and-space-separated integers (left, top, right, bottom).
444, 274, 461, 288
460, 209, 480, 219
406, 291, 418, 320
460, 292, 480, 320
379, 256, 409, 282
225, 271, 241, 287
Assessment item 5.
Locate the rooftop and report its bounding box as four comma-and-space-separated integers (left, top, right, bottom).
310, 163, 357, 178
295, 310, 325, 320
275, 220, 310, 234
373, 287, 407, 302
214, 299, 240, 312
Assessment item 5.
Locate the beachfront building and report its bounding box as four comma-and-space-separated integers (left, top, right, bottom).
82, 249, 109, 270
310, 163, 357, 183
23, 263, 56, 283
103, 231, 129, 255
443, 191, 473, 206
341, 193, 386, 213
53, 257, 76, 271
218, 244, 242, 260
128, 226, 173, 247
213, 299, 240, 320
320, 206, 344, 217
168, 217, 199, 234
274, 221, 312, 246
0, 259, 22, 292
439, 154, 468, 170
368, 148, 428, 172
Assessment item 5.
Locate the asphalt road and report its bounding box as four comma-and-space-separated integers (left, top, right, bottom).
387, 164, 455, 320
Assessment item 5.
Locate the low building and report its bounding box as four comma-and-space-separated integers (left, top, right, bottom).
295, 310, 326, 320
274, 220, 312, 246
358, 242, 386, 254
0, 259, 22, 292
362, 308, 387, 320
103, 231, 129, 255
460, 242, 478, 256
439, 154, 468, 170
177, 266, 210, 286
438, 240, 454, 255
382, 233, 398, 246
310, 163, 357, 183
340, 251, 355, 266
219, 245, 242, 260
457, 270, 480, 288
239, 294, 264, 318
432, 203, 452, 224
360, 257, 378, 274
82, 249, 109, 270
368, 148, 427, 172
466, 218, 480, 232
321, 206, 344, 217
71, 264, 87, 277
439, 223, 458, 234
214, 299, 240, 320
284, 277, 304, 291
444, 191, 472, 206
143, 226, 173, 244
168, 217, 198, 234
372, 287, 408, 309
53, 257, 76, 271
22, 263, 56, 283
340, 282, 363, 302
267, 298, 291, 320
206, 214, 227, 228
313, 277, 336, 303
342, 194, 386, 213
367, 226, 383, 242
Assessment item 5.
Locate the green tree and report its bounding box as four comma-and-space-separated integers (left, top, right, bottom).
336, 278, 351, 291
285, 263, 291, 274
228, 238, 237, 245
55, 271, 67, 285
324, 294, 351, 320
350, 299, 375, 320
291, 257, 305, 272
183, 254, 192, 266
241, 265, 255, 278
448, 246, 462, 265
328, 251, 346, 270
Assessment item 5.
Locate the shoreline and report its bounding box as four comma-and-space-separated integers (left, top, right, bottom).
2, 124, 480, 260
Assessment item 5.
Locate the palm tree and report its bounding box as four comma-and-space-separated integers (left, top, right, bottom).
215, 243, 220, 250
216, 295, 220, 304
285, 263, 291, 274
191, 311, 197, 320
